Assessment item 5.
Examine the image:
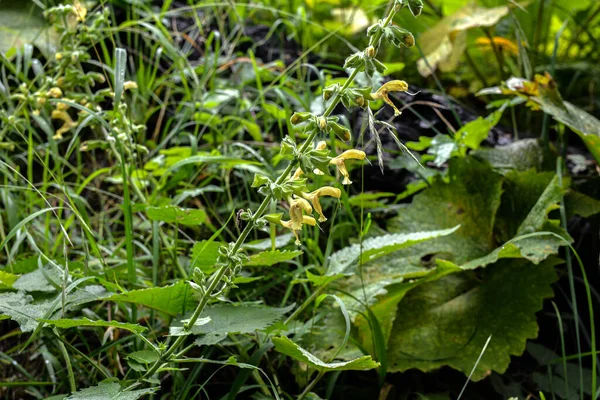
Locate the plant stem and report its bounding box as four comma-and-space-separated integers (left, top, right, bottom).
141, 2, 397, 385
298, 371, 325, 400
54, 328, 76, 394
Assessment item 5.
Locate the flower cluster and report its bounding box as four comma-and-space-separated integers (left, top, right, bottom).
258, 140, 366, 245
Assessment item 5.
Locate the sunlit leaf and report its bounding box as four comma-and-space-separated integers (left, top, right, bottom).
106, 282, 195, 316
272, 336, 379, 372
40, 318, 147, 334
66, 381, 155, 400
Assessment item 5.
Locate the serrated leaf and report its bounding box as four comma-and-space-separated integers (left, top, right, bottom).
243, 233, 294, 251
190, 240, 226, 273
0, 270, 19, 289
66, 381, 155, 400
272, 336, 379, 372
13, 267, 62, 292
106, 281, 194, 316
170, 303, 294, 346
0, 292, 53, 332
40, 318, 147, 335
145, 205, 206, 225
245, 250, 303, 267
327, 226, 459, 277
387, 258, 559, 380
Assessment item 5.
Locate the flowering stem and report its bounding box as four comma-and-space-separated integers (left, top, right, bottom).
142, 3, 399, 384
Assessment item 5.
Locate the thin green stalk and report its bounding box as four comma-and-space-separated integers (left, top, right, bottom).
557, 156, 583, 400
298, 371, 325, 400
54, 328, 76, 394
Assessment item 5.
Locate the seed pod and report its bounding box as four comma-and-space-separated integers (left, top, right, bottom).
365, 46, 376, 58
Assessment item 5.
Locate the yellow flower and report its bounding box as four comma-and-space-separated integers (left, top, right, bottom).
282, 216, 317, 245
47, 87, 63, 98
302, 187, 341, 222
123, 81, 138, 91
370, 80, 408, 116
292, 167, 304, 180
329, 149, 366, 185
73, 0, 87, 22
475, 36, 520, 56
51, 109, 77, 139
288, 199, 304, 230
315, 141, 327, 150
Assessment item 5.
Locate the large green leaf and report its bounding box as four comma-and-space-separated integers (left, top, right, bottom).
387, 258, 559, 380
106, 281, 195, 316
327, 227, 459, 277
534, 97, 600, 164
169, 303, 293, 345
13, 267, 63, 293
272, 336, 379, 372
245, 250, 303, 267
66, 381, 155, 400
473, 139, 545, 175
387, 157, 503, 263
0, 292, 52, 332
190, 240, 226, 273
0, 270, 19, 289
40, 318, 146, 335
0, 0, 58, 57
145, 205, 206, 225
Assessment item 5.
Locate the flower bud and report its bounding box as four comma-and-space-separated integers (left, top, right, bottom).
365, 46, 376, 58
407, 0, 424, 16
329, 121, 351, 142
317, 117, 327, 131
290, 111, 312, 125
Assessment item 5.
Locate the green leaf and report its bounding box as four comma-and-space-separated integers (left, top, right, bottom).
145, 205, 206, 226
387, 157, 503, 263
243, 233, 294, 251
272, 336, 379, 372
387, 258, 559, 380
171, 303, 293, 345
534, 97, 600, 164
456, 110, 503, 151
0, 292, 52, 332
473, 139, 545, 175
190, 240, 227, 273
127, 350, 159, 364
106, 281, 194, 316
39, 318, 147, 335
66, 381, 155, 400
516, 175, 566, 235
13, 267, 63, 293
565, 190, 600, 218
245, 250, 303, 267
0, 270, 19, 289
327, 226, 459, 276
0, 0, 58, 57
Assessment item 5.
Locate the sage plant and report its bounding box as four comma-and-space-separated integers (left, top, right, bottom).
141, 0, 424, 383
